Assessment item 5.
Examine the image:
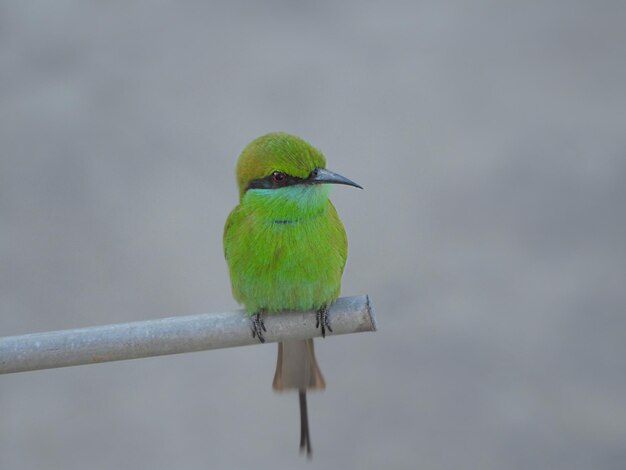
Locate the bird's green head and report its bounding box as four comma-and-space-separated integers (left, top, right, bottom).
235, 132, 361, 201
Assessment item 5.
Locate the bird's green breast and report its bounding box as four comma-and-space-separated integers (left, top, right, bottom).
224, 185, 347, 314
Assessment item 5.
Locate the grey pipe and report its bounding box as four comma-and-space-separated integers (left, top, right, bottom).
0, 295, 375, 375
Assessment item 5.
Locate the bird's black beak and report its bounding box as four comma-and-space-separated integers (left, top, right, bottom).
307, 168, 363, 189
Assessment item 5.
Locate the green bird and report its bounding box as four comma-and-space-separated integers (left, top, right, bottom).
223, 132, 361, 457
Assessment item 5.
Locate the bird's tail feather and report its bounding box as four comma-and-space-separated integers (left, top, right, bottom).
272, 339, 325, 391
273, 339, 324, 458
299, 390, 311, 457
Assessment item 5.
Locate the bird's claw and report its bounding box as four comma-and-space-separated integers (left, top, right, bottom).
251, 312, 267, 343
315, 306, 333, 338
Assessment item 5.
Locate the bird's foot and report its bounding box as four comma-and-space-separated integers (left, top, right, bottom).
251, 311, 267, 343
315, 305, 333, 338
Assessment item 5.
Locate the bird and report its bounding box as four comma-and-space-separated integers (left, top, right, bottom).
223, 132, 361, 457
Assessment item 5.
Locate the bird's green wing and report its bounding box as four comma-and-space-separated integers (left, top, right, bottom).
223, 205, 240, 260
327, 200, 348, 273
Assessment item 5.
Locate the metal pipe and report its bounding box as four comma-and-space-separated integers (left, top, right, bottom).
0, 295, 375, 375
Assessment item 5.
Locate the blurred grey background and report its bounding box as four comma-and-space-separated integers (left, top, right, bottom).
1, 1, 625, 469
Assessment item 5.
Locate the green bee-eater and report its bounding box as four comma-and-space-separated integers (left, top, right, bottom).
223, 132, 361, 456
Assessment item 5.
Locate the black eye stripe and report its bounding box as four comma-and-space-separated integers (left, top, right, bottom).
247, 172, 308, 191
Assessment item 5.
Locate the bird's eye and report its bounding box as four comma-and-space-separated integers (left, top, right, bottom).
272, 171, 286, 183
